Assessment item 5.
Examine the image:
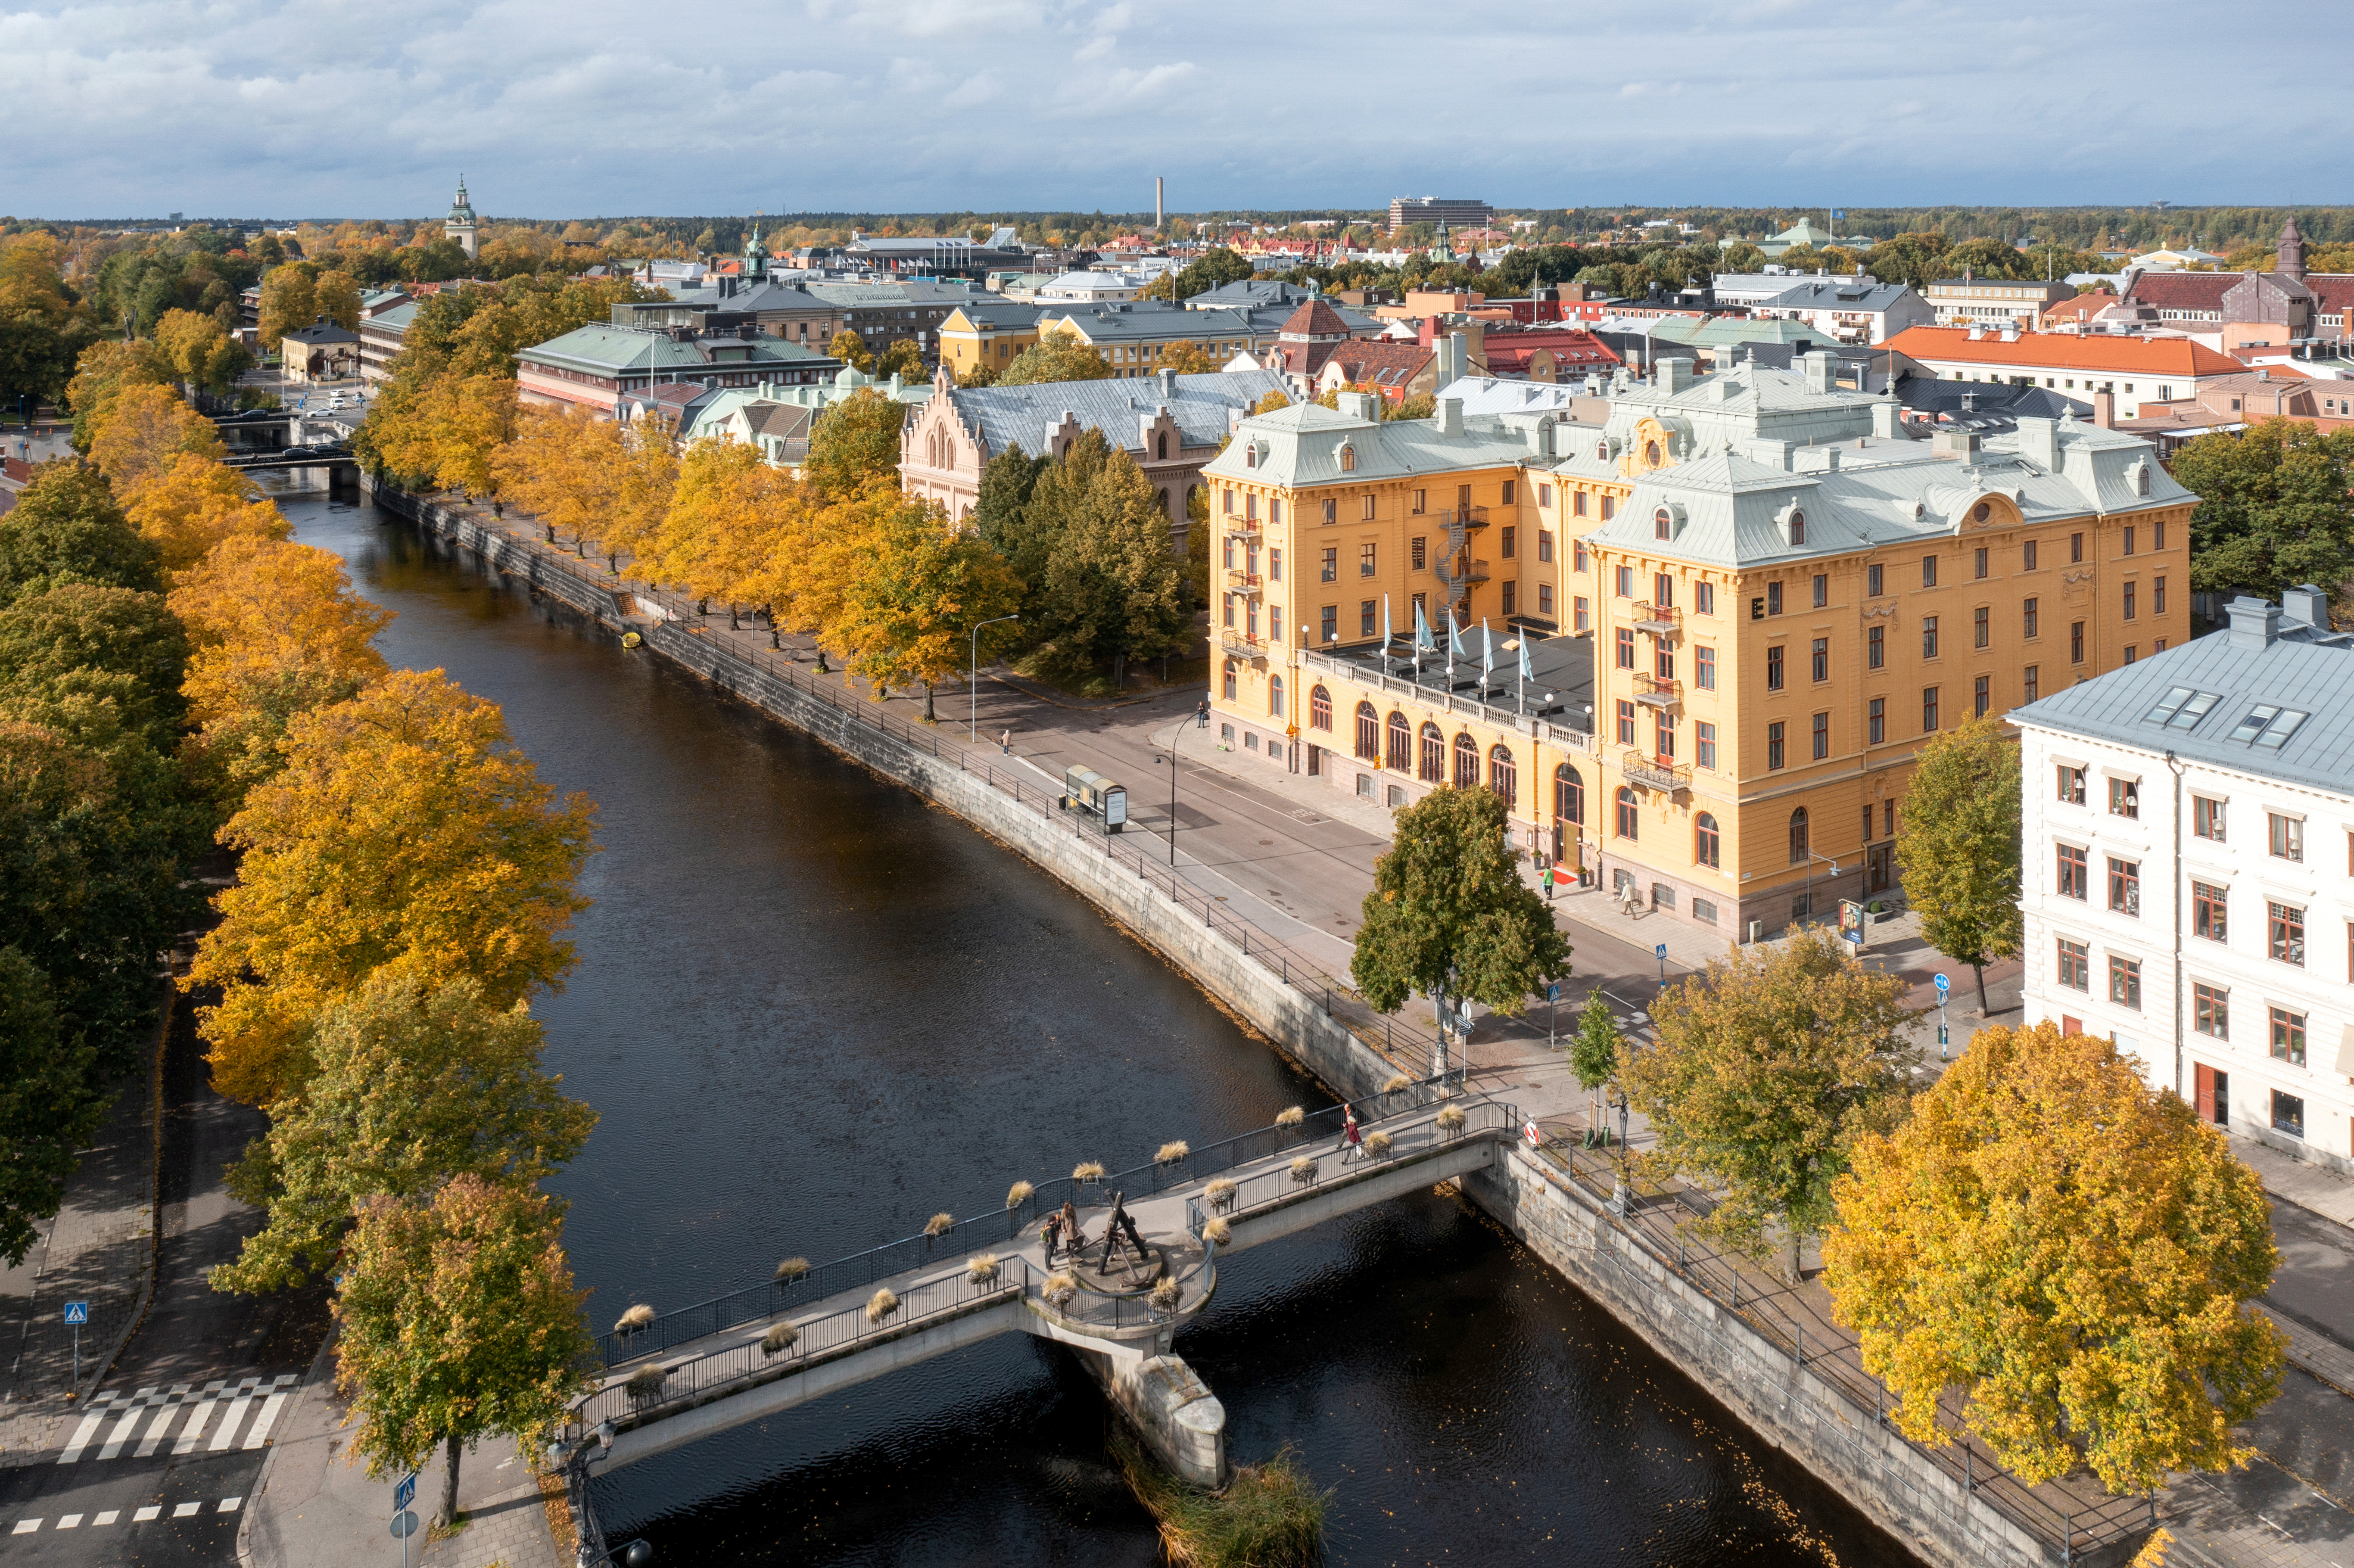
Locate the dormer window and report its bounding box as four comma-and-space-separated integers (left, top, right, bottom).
1245, 444, 1257, 469
1339, 443, 1356, 473
1654, 507, 1672, 541
2135, 464, 2151, 497
1789, 509, 1806, 546
1644, 440, 1661, 466
1596, 440, 1609, 461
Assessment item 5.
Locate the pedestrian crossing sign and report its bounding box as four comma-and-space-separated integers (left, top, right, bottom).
62, 1302, 87, 1325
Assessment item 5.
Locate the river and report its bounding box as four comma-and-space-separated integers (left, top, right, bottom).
286, 489, 1913, 1567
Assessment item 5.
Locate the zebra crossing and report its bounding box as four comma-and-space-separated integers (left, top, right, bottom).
57, 1374, 299, 1463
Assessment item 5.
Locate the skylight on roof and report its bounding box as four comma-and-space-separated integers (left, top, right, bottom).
2227, 703, 2308, 748
2144, 687, 2222, 730
2227, 704, 2278, 742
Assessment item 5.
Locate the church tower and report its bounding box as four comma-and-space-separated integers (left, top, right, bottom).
744, 218, 767, 280
445, 175, 479, 261
2278, 215, 2306, 280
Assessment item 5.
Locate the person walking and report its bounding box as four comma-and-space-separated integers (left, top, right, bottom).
1057, 1198, 1084, 1260
1000, 728, 1013, 755
1339, 1104, 1364, 1164
1193, 697, 1209, 728
1040, 1209, 1064, 1264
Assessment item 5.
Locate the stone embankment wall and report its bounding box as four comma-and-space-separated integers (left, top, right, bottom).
377, 483, 2110, 1568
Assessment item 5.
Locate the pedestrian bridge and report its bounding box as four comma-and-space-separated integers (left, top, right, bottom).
563, 1084, 1520, 1486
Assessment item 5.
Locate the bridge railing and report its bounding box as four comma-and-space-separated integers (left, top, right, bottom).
593, 1073, 1475, 1368
1184, 1099, 1515, 1240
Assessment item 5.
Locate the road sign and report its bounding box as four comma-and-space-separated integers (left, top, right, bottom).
1523, 1120, 1542, 1147
394, 1470, 417, 1513
62, 1301, 88, 1325
1548, 983, 1560, 1002
390, 1510, 419, 1540
1933, 974, 1950, 999
1655, 943, 1668, 961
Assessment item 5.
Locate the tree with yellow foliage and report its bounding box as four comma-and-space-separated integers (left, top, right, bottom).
802, 386, 910, 503
826, 328, 873, 373
153, 309, 253, 397
828, 495, 1021, 716
1824, 1021, 2284, 1495
1158, 339, 1222, 376
89, 383, 227, 506
126, 453, 288, 576
168, 535, 392, 800
489, 404, 612, 555
64, 339, 174, 451
256, 266, 317, 352
1249, 389, 1291, 415
188, 668, 596, 1107
310, 269, 363, 333
657, 436, 785, 617
360, 374, 516, 498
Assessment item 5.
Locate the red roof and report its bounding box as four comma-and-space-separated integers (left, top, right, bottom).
1879, 325, 2244, 377
2119, 272, 2243, 312
1278, 300, 1352, 340
2041, 292, 2113, 325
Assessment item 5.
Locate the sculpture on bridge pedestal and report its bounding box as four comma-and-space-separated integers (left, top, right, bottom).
1098, 1192, 1154, 1277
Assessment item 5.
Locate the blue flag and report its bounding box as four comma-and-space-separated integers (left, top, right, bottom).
1383, 594, 1392, 647
1480, 619, 1494, 680
1414, 601, 1435, 652
1448, 618, 1465, 663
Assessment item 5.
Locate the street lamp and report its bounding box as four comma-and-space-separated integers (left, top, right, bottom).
1155, 726, 1184, 867
1609, 1088, 1632, 1215
1804, 852, 1841, 928
968, 613, 1020, 742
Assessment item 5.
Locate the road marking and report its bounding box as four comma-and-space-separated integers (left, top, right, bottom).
59, 1406, 108, 1462
134, 1401, 182, 1457
172, 1502, 200, 1518
56, 1514, 81, 1528
209, 1390, 254, 1451
94, 1511, 118, 1524
12, 1519, 39, 1533
174, 1396, 215, 1453
97, 1403, 146, 1459
242, 1390, 290, 1449
220, 1497, 241, 1512
133, 1506, 160, 1521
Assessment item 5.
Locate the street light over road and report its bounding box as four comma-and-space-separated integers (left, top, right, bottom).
968, 613, 1020, 742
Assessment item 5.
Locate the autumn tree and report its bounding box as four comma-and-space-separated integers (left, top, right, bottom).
1352, 786, 1570, 1070
872, 338, 925, 380
658, 436, 778, 611
215, 971, 595, 1294
803, 385, 909, 501
360, 373, 517, 497
63, 338, 173, 450
998, 333, 1112, 386
125, 453, 288, 576
188, 668, 596, 1107
826, 327, 873, 372
153, 308, 252, 396
256, 264, 318, 351
1825, 1022, 2285, 1494
0, 234, 91, 414
1623, 928, 1917, 1279
311, 269, 362, 331
168, 535, 393, 799
1250, 389, 1291, 415
829, 495, 1021, 715
1893, 716, 2023, 1015
88, 383, 227, 506
489, 403, 610, 553
335, 1175, 595, 1528
2174, 417, 2354, 605
1158, 339, 1221, 375
0, 460, 162, 607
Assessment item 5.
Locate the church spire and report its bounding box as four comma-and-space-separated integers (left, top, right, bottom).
2278, 214, 2307, 280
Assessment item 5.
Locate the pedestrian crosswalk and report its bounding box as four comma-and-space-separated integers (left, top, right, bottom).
57, 1375, 299, 1463
11, 1497, 240, 1532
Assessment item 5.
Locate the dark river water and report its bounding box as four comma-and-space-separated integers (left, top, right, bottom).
286, 490, 1912, 1568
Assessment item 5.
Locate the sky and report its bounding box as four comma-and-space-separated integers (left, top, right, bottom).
2, 0, 2347, 221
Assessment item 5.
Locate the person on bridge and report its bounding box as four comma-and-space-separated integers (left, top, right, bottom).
1339, 1104, 1364, 1164
1041, 1209, 1064, 1263
1057, 1199, 1086, 1260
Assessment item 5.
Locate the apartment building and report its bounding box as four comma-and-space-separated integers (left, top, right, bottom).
2014, 590, 2354, 1176
1037, 301, 1264, 378
1199, 354, 2193, 941
1878, 325, 2245, 417
936, 299, 1044, 381
1923, 277, 2075, 329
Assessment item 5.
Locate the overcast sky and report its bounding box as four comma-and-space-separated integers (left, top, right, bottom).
3, 0, 2343, 221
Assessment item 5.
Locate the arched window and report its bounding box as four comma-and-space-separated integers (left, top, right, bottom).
1355, 700, 1379, 759
1789, 509, 1806, 545
1644, 439, 1660, 466
1615, 786, 1640, 841
1789, 806, 1810, 865
2136, 465, 2151, 497
1269, 675, 1285, 719
1451, 731, 1479, 787
1339, 443, 1356, 472
1222, 659, 1238, 700
1156, 432, 1168, 460
1420, 722, 1447, 782
1156, 488, 1168, 515
1310, 684, 1332, 731
1386, 710, 1411, 771
1488, 744, 1517, 809
1554, 763, 1584, 825
1654, 506, 1672, 540
1695, 812, 1720, 868
1245, 445, 1257, 469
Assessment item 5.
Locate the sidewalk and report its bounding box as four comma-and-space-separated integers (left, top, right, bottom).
240, 1337, 566, 1568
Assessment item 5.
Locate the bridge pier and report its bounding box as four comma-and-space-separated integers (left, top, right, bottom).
1065, 1340, 1227, 1489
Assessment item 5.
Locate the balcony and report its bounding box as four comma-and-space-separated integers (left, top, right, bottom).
1432, 556, 1491, 589
1632, 673, 1681, 708
1631, 601, 1682, 636
1224, 569, 1263, 595
1217, 628, 1268, 661
1620, 749, 1691, 794
1226, 515, 1262, 538
1439, 506, 1490, 531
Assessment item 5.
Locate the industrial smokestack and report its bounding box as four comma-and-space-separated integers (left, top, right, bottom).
1155, 176, 1164, 231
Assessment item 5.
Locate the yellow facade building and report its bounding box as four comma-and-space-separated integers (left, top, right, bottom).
936, 300, 1043, 381
1198, 355, 2195, 940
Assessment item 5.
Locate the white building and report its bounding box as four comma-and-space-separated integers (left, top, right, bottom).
2015, 589, 2354, 1176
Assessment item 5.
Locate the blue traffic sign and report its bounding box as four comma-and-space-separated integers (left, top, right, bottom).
62, 1301, 88, 1325
394, 1470, 417, 1513
1933, 974, 1950, 998
1655, 943, 1668, 961
1548, 983, 1560, 1002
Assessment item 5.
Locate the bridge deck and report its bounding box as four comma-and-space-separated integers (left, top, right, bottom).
571, 1093, 1517, 1446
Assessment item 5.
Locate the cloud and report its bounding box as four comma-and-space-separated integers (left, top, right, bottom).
0, 0, 2346, 215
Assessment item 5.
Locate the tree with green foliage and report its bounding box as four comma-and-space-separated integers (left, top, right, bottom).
1351, 787, 1570, 1072
2174, 417, 2354, 606
1566, 991, 1621, 1145
0, 234, 92, 416
214, 972, 596, 1294
0, 948, 107, 1266
334, 1174, 594, 1529
1894, 716, 2023, 1015
1623, 927, 1917, 1280
803, 386, 909, 502
998, 333, 1113, 386
1827, 1021, 2284, 1495
1038, 447, 1188, 684
827, 327, 873, 373
872, 338, 925, 380
0, 583, 189, 754
0, 460, 162, 607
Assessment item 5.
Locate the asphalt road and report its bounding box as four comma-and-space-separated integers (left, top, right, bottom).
0, 998, 327, 1564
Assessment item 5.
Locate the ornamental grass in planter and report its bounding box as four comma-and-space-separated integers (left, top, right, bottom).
967, 1253, 1001, 1287
1006, 1180, 1035, 1210
625, 1364, 666, 1401
775, 1257, 810, 1284
866, 1287, 900, 1326
924, 1211, 954, 1238
614, 1304, 655, 1334
1203, 1216, 1231, 1246
1043, 1271, 1079, 1308
1204, 1177, 1237, 1212
1436, 1105, 1467, 1135
1151, 1276, 1181, 1313
761, 1321, 798, 1356
1157, 1140, 1190, 1165
1381, 1073, 1411, 1096
1365, 1130, 1393, 1158
1274, 1106, 1304, 1130
1289, 1156, 1318, 1185
1073, 1160, 1106, 1182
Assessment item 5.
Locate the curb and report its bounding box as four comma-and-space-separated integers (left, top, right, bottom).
69, 983, 171, 1408
234, 1330, 336, 1568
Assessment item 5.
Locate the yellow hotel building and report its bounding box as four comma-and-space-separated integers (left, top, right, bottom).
1198, 355, 2194, 940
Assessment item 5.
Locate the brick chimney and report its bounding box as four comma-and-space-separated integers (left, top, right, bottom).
2091, 389, 2115, 429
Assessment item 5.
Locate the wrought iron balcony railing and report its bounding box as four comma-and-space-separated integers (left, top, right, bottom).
1620, 749, 1691, 793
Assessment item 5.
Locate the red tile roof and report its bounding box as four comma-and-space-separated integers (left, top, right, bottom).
1278, 300, 1352, 340
1879, 326, 2245, 376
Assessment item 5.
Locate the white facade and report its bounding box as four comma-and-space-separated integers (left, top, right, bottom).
2017, 608, 2354, 1176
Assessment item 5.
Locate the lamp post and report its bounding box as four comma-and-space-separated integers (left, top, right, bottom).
545, 1422, 648, 1568
1155, 726, 1184, 867
968, 613, 1020, 742
1804, 852, 1841, 927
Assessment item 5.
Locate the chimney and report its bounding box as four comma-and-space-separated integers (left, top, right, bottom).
1803, 350, 1834, 394
1434, 396, 1463, 437
1157, 366, 1176, 397
1966, 324, 1985, 341
1155, 175, 1165, 230
2015, 415, 2059, 470
1658, 356, 1694, 394
1932, 429, 1981, 462
2091, 389, 2116, 429
1999, 325, 2019, 342
1871, 396, 1901, 438
2227, 596, 2282, 649
2281, 584, 2330, 628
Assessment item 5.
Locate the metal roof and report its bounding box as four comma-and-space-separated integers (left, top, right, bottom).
2011, 595, 2354, 797
944, 368, 1290, 459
